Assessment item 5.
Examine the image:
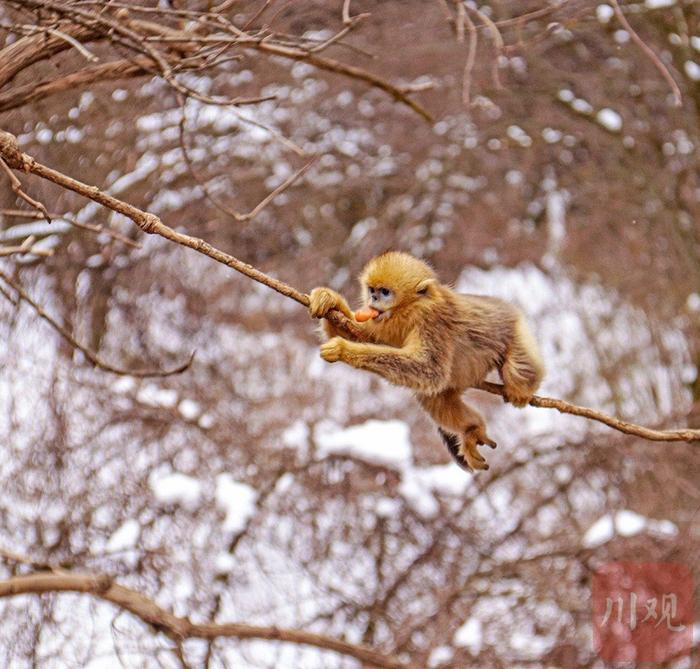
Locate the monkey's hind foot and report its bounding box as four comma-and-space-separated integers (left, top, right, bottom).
438, 428, 494, 473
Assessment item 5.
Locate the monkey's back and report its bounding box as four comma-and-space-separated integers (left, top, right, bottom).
447, 293, 521, 389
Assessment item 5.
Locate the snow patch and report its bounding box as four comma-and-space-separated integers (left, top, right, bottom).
684, 61, 700, 81
282, 419, 310, 449
596, 108, 623, 132
645, 0, 675, 7
178, 399, 201, 420
137, 384, 178, 408
316, 420, 412, 470
583, 510, 679, 547
596, 4, 613, 23
454, 617, 483, 655
215, 474, 258, 533
106, 519, 140, 552
428, 645, 455, 667
150, 472, 203, 510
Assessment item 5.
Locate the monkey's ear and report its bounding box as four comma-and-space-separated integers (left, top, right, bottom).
416, 278, 437, 295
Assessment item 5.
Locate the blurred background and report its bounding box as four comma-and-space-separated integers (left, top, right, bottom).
0, 0, 699, 667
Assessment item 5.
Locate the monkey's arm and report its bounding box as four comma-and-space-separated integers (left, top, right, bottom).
320, 331, 453, 395
309, 287, 371, 342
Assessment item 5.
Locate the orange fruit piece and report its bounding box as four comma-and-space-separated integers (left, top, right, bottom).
354, 307, 380, 322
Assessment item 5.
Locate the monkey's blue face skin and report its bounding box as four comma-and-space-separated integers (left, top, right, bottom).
367, 286, 395, 319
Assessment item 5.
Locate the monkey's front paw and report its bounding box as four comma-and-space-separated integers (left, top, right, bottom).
320, 337, 346, 363
309, 287, 343, 319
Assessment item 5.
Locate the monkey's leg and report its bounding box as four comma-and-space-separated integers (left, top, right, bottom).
500, 316, 544, 407
419, 390, 496, 472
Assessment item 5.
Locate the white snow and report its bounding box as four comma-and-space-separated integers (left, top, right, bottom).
105, 519, 140, 552
111, 376, 135, 394
215, 474, 258, 533
178, 399, 201, 420
596, 4, 613, 23
198, 413, 215, 429
687, 293, 700, 311
428, 645, 455, 667
282, 419, 310, 449
571, 98, 593, 115
645, 0, 675, 7
398, 474, 439, 517
583, 510, 679, 547
315, 420, 413, 470
315, 420, 475, 516
557, 89, 574, 102
596, 108, 623, 132
0, 220, 71, 242
150, 472, 203, 510
691, 36, 700, 52
506, 125, 532, 147
214, 552, 237, 574
615, 509, 646, 536
684, 61, 700, 81
454, 617, 483, 655
376, 496, 402, 518
582, 514, 614, 547
137, 384, 178, 408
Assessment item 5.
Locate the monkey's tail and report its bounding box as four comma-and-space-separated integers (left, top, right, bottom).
437, 427, 472, 472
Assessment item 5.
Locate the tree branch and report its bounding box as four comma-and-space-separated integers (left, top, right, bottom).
479, 381, 699, 443
0, 571, 407, 669
0, 130, 697, 442
0, 268, 194, 378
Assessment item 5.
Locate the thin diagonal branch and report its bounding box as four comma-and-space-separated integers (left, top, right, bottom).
479, 381, 699, 443
0, 571, 407, 669
0, 268, 194, 378
0, 130, 697, 443
609, 0, 681, 107
0, 156, 51, 222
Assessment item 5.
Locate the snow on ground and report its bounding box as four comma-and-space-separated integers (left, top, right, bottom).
149, 471, 203, 510
314, 418, 472, 517
454, 617, 483, 655
215, 474, 258, 533
315, 419, 412, 469
105, 519, 140, 552
582, 509, 679, 548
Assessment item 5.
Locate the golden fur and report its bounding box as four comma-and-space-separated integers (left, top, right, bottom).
309, 251, 544, 471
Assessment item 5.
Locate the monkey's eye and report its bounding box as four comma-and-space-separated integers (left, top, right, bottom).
380, 288, 390, 297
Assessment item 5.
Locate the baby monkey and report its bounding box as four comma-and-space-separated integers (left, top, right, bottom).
309, 251, 544, 472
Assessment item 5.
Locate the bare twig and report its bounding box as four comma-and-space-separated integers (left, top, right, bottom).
0, 240, 53, 258
342, 0, 352, 25
0, 130, 697, 442
0, 157, 51, 222
177, 105, 311, 220
239, 157, 317, 222
609, 0, 682, 107
460, 6, 478, 107
0, 571, 407, 669
0, 268, 194, 378
465, 3, 504, 90
20, 24, 99, 62
0, 209, 141, 248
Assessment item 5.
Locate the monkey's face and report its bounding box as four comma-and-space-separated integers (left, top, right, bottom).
365, 284, 396, 319
360, 251, 438, 320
